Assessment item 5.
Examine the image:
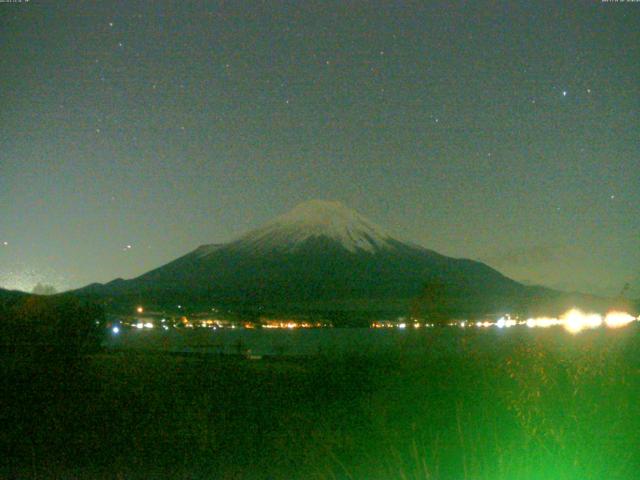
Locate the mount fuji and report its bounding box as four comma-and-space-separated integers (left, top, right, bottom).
76, 200, 560, 321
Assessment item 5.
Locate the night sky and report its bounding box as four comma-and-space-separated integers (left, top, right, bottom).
1, 0, 638, 297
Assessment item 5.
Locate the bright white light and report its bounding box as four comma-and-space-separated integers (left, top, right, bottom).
112, 326, 120, 334
136, 306, 144, 314
604, 311, 636, 329
144, 322, 154, 329
398, 323, 406, 329
496, 317, 506, 329
162, 325, 169, 331
135, 322, 143, 329
561, 309, 602, 334
585, 313, 603, 329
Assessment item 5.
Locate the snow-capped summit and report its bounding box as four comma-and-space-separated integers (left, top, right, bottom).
230, 200, 394, 254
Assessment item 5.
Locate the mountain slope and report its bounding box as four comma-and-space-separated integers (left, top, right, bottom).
74, 200, 566, 319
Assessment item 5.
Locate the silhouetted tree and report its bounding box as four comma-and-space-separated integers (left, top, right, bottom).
0, 294, 105, 356
411, 278, 450, 325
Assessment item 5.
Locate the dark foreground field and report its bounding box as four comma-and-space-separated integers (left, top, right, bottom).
2, 328, 639, 479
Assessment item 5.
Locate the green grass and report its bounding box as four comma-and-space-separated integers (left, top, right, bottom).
1, 327, 639, 479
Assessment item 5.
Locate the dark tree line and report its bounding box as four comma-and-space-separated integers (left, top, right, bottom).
0, 293, 104, 356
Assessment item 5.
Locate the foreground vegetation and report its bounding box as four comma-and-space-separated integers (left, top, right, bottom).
1, 327, 639, 479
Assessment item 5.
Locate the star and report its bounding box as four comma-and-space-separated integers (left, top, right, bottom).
562, 90, 567, 97
2, 241, 8, 246
118, 42, 124, 48
108, 22, 114, 27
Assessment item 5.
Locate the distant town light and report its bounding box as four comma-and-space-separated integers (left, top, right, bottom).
604, 311, 636, 329
112, 326, 120, 334
136, 306, 144, 314
562, 309, 602, 334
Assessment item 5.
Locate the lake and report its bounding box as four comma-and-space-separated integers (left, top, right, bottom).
104, 325, 630, 357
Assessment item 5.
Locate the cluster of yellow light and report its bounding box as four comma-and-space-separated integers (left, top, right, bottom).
371, 321, 394, 328
198, 319, 224, 328
262, 320, 325, 329
523, 309, 638, 334
134, 322, 154, 329
369, 310, 638, 333
475, 321, 493, 328
370, 321, 434, 329
525, 317, 561, 329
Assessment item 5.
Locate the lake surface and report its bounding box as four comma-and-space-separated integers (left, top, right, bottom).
104, 325, 629, 357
